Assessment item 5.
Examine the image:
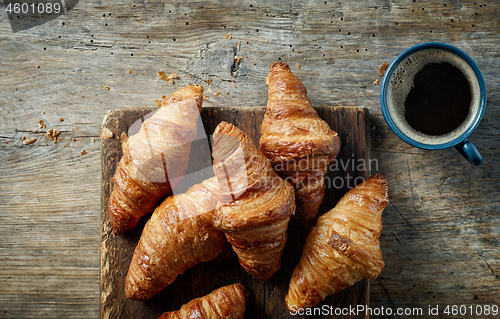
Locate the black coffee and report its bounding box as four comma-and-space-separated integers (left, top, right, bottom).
404, 62, 471, 136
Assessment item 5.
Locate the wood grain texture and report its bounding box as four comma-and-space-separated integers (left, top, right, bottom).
0, 0, 499, 318
100, 106, 370, 319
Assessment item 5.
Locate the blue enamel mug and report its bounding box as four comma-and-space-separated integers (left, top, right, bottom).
380, 42, 486, 165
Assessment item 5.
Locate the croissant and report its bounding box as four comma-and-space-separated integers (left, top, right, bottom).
125, 176, 226, 301
285, 174, 388, 310
212, 121, 295, 281
259, 62, 341, 227
158, 283, 249, 319
108, 84, 204, 234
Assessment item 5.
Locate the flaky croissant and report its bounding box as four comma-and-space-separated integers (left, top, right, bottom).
212, 121, 295, 281
125, 176, 226, 301
108, 84, 204, 234
158, 283, 249, 319
286, 174, 388, 310
260, 62, 341, 227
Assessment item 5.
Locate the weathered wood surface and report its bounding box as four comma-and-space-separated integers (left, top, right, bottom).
100, 106, 370, 318
0, 0, 499, 318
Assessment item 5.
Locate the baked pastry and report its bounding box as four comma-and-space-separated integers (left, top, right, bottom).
212, 121, 295, 281
108, 84, 204, 234
125, 176, 226, 301
285, 174, 388, 310
158, 283, 249, 319
260, 62, 341, 227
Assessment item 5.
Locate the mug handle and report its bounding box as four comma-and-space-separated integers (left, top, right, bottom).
455, 139, 483, 166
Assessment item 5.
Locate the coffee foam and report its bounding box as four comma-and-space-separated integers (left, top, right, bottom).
386, 48, 481, 145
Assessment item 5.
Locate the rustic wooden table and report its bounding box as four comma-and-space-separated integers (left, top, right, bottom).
0, 1, 498, 318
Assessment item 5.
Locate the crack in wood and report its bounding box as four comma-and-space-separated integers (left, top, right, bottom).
72, 46, 99, 51
406, 158, 417, 211
482, 258, 498, 279
230, 44, 242, 78
72, 135, 101, 138
16, 129, 70, 133
390, 202, 413, 229
390, 202, 433, 251
377, 281, 401, 319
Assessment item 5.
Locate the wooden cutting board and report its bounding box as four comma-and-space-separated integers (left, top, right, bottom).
100, 106, 370, 319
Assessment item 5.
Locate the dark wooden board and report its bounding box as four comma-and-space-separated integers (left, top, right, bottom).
100, 106, 370, 319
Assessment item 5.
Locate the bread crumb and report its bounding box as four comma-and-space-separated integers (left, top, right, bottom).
128, 70, 132, 74
46, 129, 60, 143
73, 138, 77, 142
91, 138, 96, 144
21, 136, 26, 141
59, 118, 64, 122
296, 63, 301, 70
297, 50, 301, 53
234, 56, 243, 63
224, 33, 232, 40
38, 119, 46, 129
373, 79, 380, 85
100, 128, 114, 140
104, 86, 110, 91
377, 63, 390, 77
207, 79, 212, 84
232, 82, 238, 88
22, 138, 37, 145
36, 65, 41, 69
214, 91, 220, 96
5, 142, 8, 144
42, 111, 45, 114
204, 95, 210, 100
81, 150, 87, 156
158, 71, 178, 84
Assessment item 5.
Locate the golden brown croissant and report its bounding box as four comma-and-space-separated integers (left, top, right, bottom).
125, 176, 226, 301
212, 121, 295, 281
158, 283, 249, 319
286, 174, 388, 310
259, 62, 341, 227
108, 84, 204, 234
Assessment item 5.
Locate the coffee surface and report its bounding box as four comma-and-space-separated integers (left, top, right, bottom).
404, 62, 471, 136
